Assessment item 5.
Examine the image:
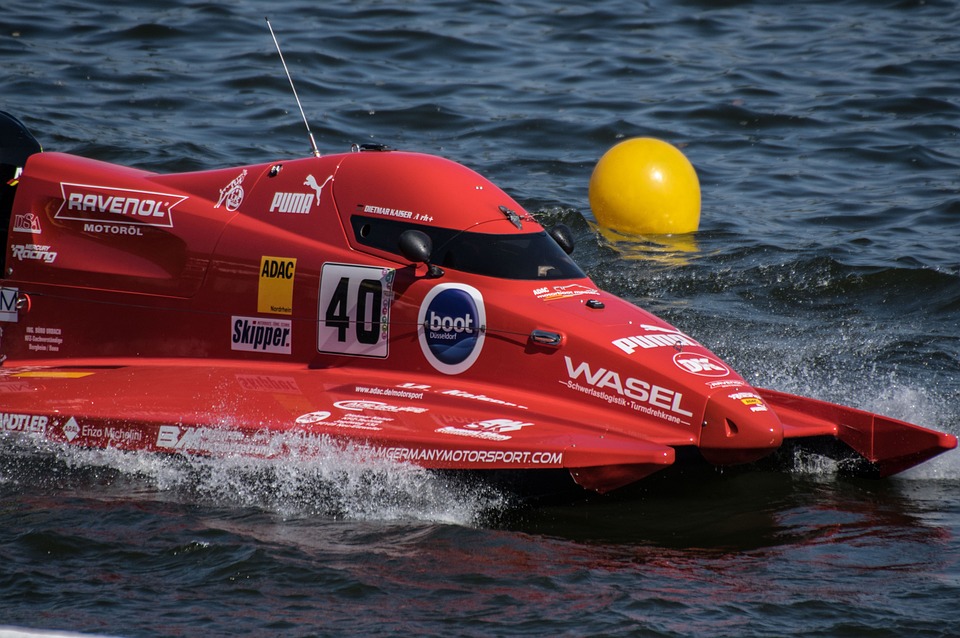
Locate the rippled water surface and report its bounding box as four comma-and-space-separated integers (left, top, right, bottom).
2, 1, 960, 636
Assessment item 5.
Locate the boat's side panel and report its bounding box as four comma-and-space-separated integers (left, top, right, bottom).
0, 363, 677, 492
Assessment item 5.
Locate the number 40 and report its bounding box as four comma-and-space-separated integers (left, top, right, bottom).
318, 263, 392, 358
324, 276, 382, 345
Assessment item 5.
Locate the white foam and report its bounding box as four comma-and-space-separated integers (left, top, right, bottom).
0, 432, 507, 526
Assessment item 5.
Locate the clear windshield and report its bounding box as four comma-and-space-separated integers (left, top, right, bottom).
351, 215, 586, 280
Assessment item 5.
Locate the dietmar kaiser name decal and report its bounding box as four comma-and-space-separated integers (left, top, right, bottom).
56, 183, 187, 227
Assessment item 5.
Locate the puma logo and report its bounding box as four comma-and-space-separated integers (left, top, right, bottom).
304, 174, 333, 205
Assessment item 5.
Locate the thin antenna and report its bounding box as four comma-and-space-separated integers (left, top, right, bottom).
266, 17, 321, 158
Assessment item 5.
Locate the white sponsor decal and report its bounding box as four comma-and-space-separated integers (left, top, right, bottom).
707, 379, 748, 390
355, 385, 424, 400
436, 418, 533, 442
73, 423, 143, 443
156, 421, 384, 455
295, 410, 390, 431
729, 391, 769, 412
0, 412, 48, 434
215, 170, 247, 211
231, 316, 292, 354
378, 447, 563, 466
11, 244, 57, 264
13, 212, 41, 234
362, 204, 414, 219
156, 425, 273, 454
440, 389, 528, 410
270, 192, 312, 214
561, 356, 694, 425
672, 352, 730, 378
612, 324, 700, 354
532, 283, 600, 301
83, 223, 144, 236
24, 325, 63, 353
0, 287, 18, 323
333, 400, 427, 414
270, 174, 333, 214
57, 183, 185, 227
63, 416, 79, 442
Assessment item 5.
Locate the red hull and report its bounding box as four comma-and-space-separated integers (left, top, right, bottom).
0, 113, 954, 494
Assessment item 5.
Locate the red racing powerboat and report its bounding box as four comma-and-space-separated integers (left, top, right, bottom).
0, 110, 954, 496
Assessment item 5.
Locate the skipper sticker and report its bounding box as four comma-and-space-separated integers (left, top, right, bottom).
258, 256, 296, 315
417, 283, 485, 375
231, 316, 292, 354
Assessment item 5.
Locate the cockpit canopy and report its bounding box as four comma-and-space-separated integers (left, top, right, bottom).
332, 150, 583, 279
351, 214, 584, 280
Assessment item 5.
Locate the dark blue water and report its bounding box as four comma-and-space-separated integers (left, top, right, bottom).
2, 1, 960, 636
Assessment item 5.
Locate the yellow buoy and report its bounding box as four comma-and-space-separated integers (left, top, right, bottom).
589, 137, 701, 235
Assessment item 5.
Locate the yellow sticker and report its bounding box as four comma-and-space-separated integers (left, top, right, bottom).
14, 371, 93, 379
258, 256, 296, 315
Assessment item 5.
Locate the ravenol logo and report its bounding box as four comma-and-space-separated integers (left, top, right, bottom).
417, 284, 485, 375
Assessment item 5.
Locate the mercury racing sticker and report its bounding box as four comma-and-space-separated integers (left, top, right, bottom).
10, 244, 57, 264
417, 283, 486, 375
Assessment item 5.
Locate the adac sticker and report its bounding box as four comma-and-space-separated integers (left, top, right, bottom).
417, 283, 486, 375
258, 256, 297, 315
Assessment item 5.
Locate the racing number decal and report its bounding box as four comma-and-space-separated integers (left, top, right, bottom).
317, 263, 395, 358
324, 277, 381, 344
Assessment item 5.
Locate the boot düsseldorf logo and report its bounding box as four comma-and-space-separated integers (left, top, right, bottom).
417, 284, 486, 375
